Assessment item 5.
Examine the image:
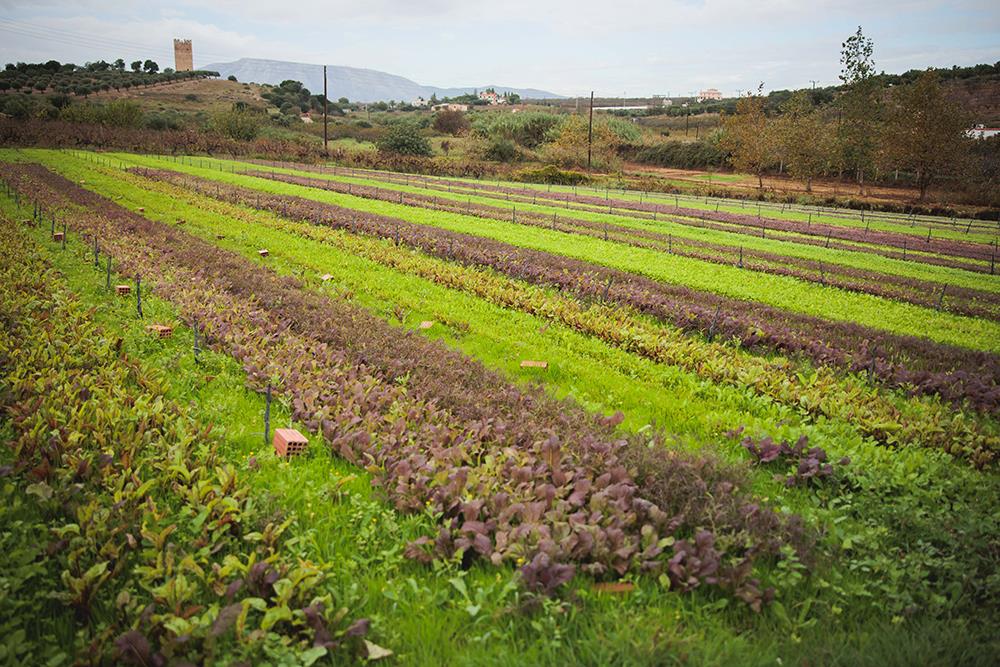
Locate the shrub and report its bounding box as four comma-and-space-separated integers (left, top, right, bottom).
433, 109, 470, 136
513, 164, 589, 185
377, 122, 433, 157
472, 111, 562, 148
209, 105, 264, 141
481, 137, 521, 162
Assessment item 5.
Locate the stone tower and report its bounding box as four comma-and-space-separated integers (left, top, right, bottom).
173, 39, 193, 72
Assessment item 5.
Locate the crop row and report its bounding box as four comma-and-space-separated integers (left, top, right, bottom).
91, 151, 1000, 354
0, 211, 371, 664
244, 168, 1000, 320
346, 168, 999, 266
246, 158, 1000, 240
330, 166, 996, 274
123, 166, 1000, 465
125, 167, 1000, 421
3, 161, 804, 606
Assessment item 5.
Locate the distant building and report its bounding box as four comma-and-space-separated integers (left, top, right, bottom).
173, 39, 193, 72
478, 89, 506, 105
432, 103, 469, 112
411, 96, 429, 107
967, 124, 1000, 140
697, 88, 722, 102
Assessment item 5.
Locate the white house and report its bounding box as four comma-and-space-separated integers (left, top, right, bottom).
411, 97, 429, 108
478, 90, 506, 105
432, 103, 469, 112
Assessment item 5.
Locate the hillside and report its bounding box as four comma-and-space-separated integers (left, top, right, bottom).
202, 57, 562, 103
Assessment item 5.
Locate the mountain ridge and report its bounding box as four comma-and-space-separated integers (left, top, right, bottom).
201, 58, 563, 103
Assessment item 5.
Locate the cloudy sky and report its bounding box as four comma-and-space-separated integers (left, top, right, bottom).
1, 1, 998, 97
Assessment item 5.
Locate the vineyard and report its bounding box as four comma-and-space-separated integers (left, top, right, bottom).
1, 147, 998, 665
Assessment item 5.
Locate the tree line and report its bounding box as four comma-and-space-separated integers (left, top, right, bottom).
722, 28, 980, 200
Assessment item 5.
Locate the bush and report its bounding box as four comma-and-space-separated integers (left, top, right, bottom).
209, 105, 264, 141
472, 111, 562, 148
377, 122, 433, 157
433, 109, 470, 136
513, 164, 589, 185
633, 139, 727, 169
227, 74, 238, 82
481, 137, 521, 162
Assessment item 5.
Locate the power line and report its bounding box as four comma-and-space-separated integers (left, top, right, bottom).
0, 18, 236, 63
0, 17, 235, 59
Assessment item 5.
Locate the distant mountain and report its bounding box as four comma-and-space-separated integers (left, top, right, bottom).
201, 58, 563, 103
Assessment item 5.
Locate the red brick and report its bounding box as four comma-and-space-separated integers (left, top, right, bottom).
273, 428, 308, 457
115, 285, 132, 296
145, 324, 173, 338
520, 360, 548, 369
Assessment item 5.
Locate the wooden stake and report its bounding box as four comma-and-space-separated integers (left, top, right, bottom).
264, 384, 272, 445
136, 275, 142, 318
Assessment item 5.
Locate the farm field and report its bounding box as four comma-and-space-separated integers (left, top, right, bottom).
1, 147, 999, 665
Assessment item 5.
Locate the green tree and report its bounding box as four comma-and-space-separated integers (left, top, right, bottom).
837, 26, 881, 194
210, 104, 264, 141
102, 99, 144, 128
130, 60, 142, 72
881, 70, 971, 200
720, 87, 776, 189
142, 59, 159, 74
376, 122, 433, 156
113, 58, 125, 71
777, 91, 833, 192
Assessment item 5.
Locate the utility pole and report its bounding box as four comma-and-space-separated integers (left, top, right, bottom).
323, 65, 329, 155
809, 80, 818, 90
587, 90, 594, 171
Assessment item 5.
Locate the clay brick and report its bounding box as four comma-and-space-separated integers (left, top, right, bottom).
273, 428, 308, 457
115, 284, 132, 296
258, 249, 269, 257
137, 207, 145, 213
520, 360, 548, 369
145, 324, 173, 338
216, 234, 225, 240
176, 219, 186, 225
320, 273, 333, 281
52, 232, 64, 241
418, 321, 434, 330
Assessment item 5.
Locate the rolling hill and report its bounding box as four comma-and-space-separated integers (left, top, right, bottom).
201, 58, 562, 103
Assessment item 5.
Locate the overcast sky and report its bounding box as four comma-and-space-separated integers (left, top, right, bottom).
1, 1, 998, 97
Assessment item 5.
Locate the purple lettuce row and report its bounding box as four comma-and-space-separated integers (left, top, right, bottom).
735, 427, 850, 488
245, 169, 1000, 321
346, 168, 997, 266
131, 167, 1000, 415
4, 162, 804, 606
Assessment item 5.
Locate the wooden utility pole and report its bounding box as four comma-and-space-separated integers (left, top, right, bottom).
323, 65, 329, 155
587, 91, 594, 171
